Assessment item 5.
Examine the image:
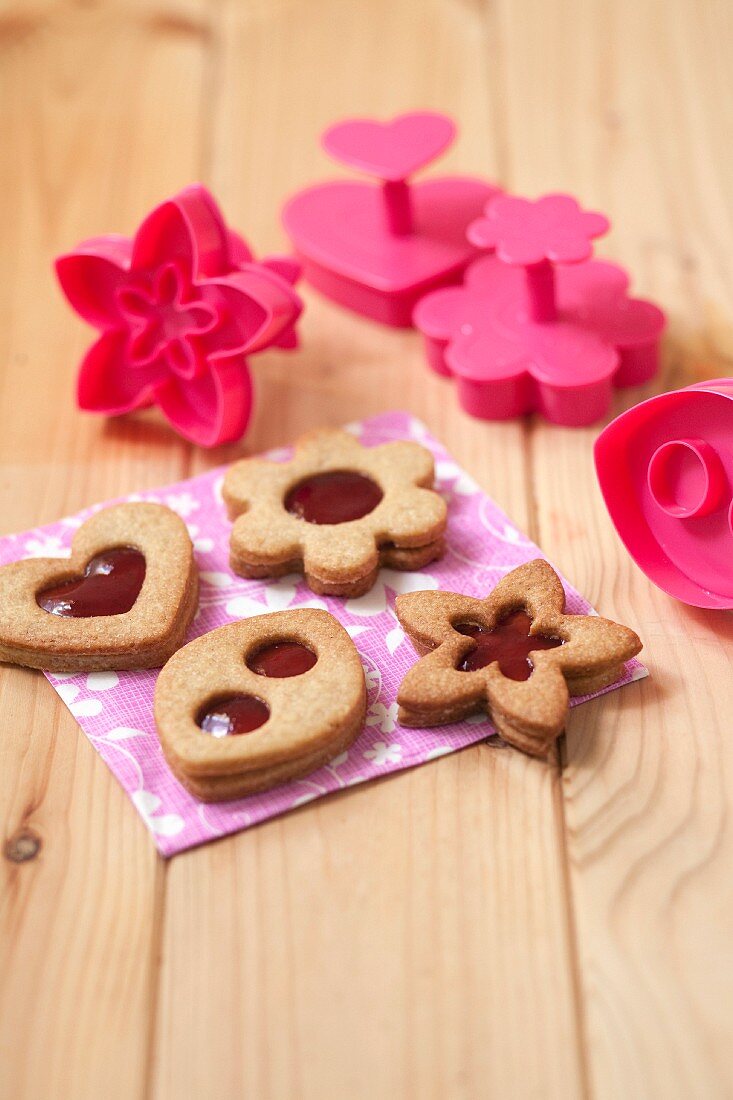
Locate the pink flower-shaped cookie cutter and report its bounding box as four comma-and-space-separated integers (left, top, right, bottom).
57, 185, 303, 447
414, 193, 666, 426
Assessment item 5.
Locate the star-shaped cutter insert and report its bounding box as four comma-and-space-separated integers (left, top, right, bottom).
223, 429, 447, 597
395, 559, 642, 756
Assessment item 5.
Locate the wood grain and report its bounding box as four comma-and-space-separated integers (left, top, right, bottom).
0, 2, 205, 1097
1, 0, 732, 1097
152, 2, 584, 1099
493, 0, 733, 1096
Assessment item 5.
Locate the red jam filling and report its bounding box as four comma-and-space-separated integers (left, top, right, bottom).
36, 547, 146, 617
285, 471, 383, 525
197, 695, 270, 737
455, 611, 562, 680
247, 641, 317, 678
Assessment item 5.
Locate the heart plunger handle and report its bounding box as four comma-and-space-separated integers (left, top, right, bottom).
322, 111, 457, 240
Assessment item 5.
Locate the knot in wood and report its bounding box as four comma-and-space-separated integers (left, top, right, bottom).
4, 829, 42, 863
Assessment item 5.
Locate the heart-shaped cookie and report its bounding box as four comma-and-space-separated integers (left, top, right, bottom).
323, 112, 456, 181
0, 502, 198, 671
154, 608, 366, 801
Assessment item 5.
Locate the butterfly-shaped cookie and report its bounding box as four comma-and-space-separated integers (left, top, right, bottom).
395, 559, 642, 756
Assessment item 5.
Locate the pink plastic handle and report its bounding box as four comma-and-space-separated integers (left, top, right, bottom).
322, 111, 456, 239
322, 111, 456, 182
467, 193, 609, 323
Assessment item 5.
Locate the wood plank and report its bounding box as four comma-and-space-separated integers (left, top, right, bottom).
0, 3, 209, 1097
8, 0, 731, 1094
152, 2, 586, 1097
494, 0, 733, 1095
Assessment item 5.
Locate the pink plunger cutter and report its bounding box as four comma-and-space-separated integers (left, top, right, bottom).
414, 193, 666, 426
595, 379, 733, 608
56, 184, 303, 447
281, 111, 498, 327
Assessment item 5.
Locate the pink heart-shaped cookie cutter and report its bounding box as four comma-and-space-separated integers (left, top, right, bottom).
282, 112, 497, 326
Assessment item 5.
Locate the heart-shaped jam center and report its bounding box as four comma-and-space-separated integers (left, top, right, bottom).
197, 695, 270, 737
285, 471, 383, 525
36, 547, 146, 617
247, 641, 317, 678
455, 611, 562, 680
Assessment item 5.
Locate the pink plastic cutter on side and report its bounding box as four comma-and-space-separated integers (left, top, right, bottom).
414, 193, 666, 426
282, 111, 498, 327
595, 378, 733, 609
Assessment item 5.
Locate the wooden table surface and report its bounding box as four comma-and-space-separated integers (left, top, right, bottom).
2, 1, 732, 1097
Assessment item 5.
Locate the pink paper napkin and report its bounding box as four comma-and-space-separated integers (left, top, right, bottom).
0, 413, 646, 855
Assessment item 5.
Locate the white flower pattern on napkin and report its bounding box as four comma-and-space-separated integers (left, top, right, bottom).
132, 790, 184, 837
365, 701, 399, 735
363, 741, 402, 766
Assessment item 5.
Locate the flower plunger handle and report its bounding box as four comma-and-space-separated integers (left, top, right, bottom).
468, 193, 610, 323
414, 189, 665, 426
322, 111, 457, 239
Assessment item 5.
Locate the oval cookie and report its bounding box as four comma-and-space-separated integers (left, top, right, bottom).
154, 608, 367, 801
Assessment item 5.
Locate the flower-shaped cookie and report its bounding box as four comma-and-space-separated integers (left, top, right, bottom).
395, 559, 641, 756
56, 184, 303, 447
223, 429, 447, 597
